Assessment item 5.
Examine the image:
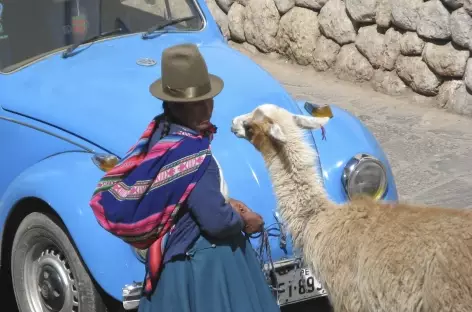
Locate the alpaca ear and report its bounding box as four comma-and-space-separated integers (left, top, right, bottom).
268, 123, 287, 144
293, 115, 329, 129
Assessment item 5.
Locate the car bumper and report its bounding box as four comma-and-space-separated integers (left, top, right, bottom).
122, 282, 143, 310
121, 258, 327, 310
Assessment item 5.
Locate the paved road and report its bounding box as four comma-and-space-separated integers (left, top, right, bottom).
3, 44, 472, 311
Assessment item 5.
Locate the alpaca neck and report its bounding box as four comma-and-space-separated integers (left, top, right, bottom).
263, 130, 331, 247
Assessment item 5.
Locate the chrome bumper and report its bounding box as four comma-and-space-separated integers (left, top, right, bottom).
122, 282, 143, 310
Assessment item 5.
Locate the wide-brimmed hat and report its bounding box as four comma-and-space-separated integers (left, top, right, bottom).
149, 43, 224, 102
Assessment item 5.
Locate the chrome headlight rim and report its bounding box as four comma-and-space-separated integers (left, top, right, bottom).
342, 153, 388, 200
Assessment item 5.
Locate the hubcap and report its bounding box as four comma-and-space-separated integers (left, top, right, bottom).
24, 246, 79, 312
38, 264, 65, 311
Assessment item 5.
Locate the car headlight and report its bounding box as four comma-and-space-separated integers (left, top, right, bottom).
342, 154, 387, 200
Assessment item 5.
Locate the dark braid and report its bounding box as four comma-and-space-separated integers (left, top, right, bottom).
160, 102, 172, 139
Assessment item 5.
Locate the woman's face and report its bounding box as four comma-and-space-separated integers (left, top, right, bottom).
168, 98, 214, 130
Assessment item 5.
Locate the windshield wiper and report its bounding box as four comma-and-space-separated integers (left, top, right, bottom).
142, 16, 197, 39
62, 18, 129, 58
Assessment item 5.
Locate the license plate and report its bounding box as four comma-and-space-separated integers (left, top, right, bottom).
275, 267, 326, 305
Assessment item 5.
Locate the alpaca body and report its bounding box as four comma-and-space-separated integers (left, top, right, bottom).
231, 104, 472, 312
305, 200, 472, 312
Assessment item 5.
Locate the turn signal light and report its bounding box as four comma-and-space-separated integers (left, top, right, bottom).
304, 102, 333, 119
92, 153, 119, 172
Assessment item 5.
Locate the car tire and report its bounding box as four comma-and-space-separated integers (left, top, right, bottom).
11, 212, 107, 312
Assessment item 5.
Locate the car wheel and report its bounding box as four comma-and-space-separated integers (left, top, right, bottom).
11, 212, 107, 312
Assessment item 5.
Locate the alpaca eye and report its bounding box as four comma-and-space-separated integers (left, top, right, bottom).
243, 122, 254, 137
243, 121, 251, 131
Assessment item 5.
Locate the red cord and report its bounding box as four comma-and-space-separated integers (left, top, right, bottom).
321, 125, 326, 141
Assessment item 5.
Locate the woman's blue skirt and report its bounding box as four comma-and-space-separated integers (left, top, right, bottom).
138, 233, 281, 312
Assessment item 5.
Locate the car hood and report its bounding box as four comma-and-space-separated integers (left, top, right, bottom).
1, 34, 308, 259
1, 34, 300, 156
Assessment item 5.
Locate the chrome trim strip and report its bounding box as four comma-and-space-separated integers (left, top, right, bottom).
0, 115, 94, 153
0, 0, 208, 75
1, 108, 116, 154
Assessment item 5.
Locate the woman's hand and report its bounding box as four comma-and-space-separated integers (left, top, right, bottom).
228, 198, 250, 214
228, 198, 264, 234
242, 211, 265, 234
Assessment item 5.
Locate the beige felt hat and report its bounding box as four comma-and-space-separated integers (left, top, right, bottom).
149, 43, 224, 102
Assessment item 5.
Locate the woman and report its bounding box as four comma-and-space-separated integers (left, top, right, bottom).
90, 43, 281, 312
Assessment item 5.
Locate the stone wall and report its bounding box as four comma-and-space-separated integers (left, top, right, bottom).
206, 0, 472, 116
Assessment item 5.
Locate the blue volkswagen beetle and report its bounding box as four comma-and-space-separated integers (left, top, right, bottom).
0, 0, 398, 311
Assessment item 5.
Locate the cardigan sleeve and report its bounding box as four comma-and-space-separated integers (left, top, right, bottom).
187, 157, 244, 238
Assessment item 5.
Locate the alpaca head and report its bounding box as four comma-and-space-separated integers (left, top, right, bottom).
231, 103, 329, 153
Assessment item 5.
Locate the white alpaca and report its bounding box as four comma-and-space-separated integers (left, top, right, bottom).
231, 103, 472, 312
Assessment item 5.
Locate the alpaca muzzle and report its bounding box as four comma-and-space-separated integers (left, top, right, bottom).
231, 115, 250, 138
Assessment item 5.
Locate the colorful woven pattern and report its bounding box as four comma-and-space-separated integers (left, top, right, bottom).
89, 118, 214, 295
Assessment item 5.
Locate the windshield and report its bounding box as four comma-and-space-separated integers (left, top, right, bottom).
0, 0, 203, 73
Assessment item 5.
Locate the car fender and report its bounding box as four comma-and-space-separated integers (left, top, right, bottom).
0, 151, 144, 300
295, 100, 399, 204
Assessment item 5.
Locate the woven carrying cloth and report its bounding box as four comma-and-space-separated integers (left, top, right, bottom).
89, 117, 215, 296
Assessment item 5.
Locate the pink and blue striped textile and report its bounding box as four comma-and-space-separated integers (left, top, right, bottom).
89, 118, 214, 296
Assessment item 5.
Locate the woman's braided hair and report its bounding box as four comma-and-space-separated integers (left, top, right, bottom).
154, 102, 172, 140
